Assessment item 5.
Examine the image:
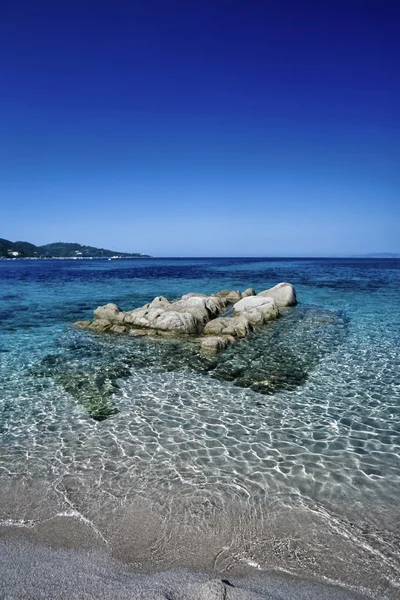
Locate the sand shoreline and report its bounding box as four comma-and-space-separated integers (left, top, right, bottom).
0, 523, 373, 600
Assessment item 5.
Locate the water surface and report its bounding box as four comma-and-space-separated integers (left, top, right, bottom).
0, 257, 399, 598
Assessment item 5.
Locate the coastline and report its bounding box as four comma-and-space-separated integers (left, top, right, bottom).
0, 255, 153, 260
0, 527, 371, 600
0, 486, 396, 599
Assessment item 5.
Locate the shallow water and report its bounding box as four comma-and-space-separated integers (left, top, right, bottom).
0, 258, 399, 597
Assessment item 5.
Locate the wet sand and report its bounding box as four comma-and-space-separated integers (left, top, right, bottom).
0, 520, 373, 600
0, 538, 370, 600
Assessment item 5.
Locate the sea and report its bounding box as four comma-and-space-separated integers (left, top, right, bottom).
0, 257, 399, 598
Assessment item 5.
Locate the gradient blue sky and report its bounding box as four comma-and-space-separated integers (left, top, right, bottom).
1, 0, 399, 256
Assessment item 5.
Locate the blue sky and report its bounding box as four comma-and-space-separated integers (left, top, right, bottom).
1, 1, 399, 256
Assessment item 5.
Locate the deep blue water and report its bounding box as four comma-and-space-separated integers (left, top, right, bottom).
0, 257, 399, 595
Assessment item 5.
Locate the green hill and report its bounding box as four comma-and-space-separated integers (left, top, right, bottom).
0, 238, 150, 258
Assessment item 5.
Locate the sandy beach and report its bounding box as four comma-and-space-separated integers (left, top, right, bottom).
0, 531, 370, 600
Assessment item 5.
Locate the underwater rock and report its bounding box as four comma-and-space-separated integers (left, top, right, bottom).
210, 305, 348, 394
258, 282, 297, 307
89, 319, 112, 332
200, 335, 234, 354
110, 324, 128, 334
74, 320, 92, 328
64, 301, 346, 421
30, 354, 122, 421
75, 284, 297, 353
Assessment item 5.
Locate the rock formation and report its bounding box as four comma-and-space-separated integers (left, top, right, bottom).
257, 282, 297, 306
75, 283, 297, 353
233, 296, 279, 325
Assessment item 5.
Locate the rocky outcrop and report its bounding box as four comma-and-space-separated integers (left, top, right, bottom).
94, 303, 125, 322
124, 306, 200, 335
242, 287, 256, 298
203, 316, 252, 338
233, 296, 279, 325
75, 283, 297, 353
257, 282, 297, 307
224, 290, 242, 303
122, 294, 229, 335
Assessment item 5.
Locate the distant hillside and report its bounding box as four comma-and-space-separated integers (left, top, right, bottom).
0, 238, 150, 258
352, 253, 400, 258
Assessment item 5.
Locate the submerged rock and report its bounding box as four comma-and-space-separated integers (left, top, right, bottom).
30, 354, 122, 421
89, 319, 113, 332
200, 335, 234, 354
75, 320, 92, 328
75, 283, 297, 354
61, 296, 346, 422
211, 305, 348, 394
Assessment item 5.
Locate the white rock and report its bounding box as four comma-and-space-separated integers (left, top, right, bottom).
165, 295, 227, 324
257, 282, 297, 306
82, 286, 289, 341
215, 289, 231, 298
225, 290, 242, 303
149, 296, 171, 308
93, 303, 124, 323
233, 296, 279, 325
124, 306, 200, 334
151, 311, 200, 334
204, 316, 252, 337
242, 288, 256, 298
181, 292, 208, 299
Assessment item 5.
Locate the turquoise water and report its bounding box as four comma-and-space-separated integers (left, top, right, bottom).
0, 258, 399, 596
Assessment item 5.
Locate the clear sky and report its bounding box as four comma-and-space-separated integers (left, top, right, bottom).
1, 0, 399, 256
